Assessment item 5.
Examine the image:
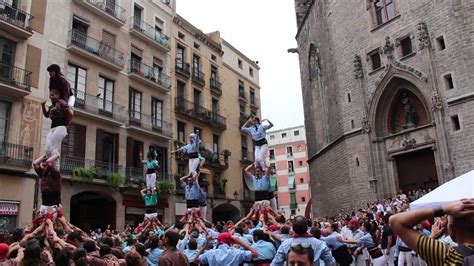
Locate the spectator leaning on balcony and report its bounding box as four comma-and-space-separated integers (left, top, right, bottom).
47, 64, 75, 110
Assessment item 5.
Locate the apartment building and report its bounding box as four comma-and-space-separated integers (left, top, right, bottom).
267, 126, 311, 217
0, 0, 262, 230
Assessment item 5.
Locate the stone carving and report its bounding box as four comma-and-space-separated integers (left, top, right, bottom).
353, 54, 363, 79
431, 91, 443, 112
417, 22, 431, 50
401, 92, 416, 129
382, 36, 395, 60
402, 137, 417, 150
361, 115, 371, 133
309, 45, 321, 81
20, 99, 41, 148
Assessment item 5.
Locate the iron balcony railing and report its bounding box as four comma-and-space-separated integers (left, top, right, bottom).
0, 1, 33, 30
192, 68, 205, 85
175, 58, 190, 77
128, 60, 170, 89
210, 77, 222, 94
85, 0, 126, 23
60, 155, 124, 179
125, 167, 173, 183
68, 29, 125, 67
128, 110, 172, 137
131, 17, 170, 48
0, 63, 31, 91
241, 150, 254, 163
74, 90, 127, 122
0, 141, 33, 168
200, 149, 229, 169
175, 97, 226, 130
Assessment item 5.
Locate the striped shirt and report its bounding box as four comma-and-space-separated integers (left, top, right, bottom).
416, 234, 465, 265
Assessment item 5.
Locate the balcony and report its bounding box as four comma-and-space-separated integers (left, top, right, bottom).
73, 0, 126, 26
74, 90, 127, 125
67, 29, 125, 71
60, 155, 124, 180
0, 63, 31, 100
0, 2, 33, 38
124, 167, 173, 185
210, 77, 222, 96
238, 91, 247, 103
127, 110, 172, 139
128, 60, 170, 92
175, 97, 226, 131
250, 96, 259, 110
240, 150, 254, 164
290, 203, 298, 209
130, 17, 170, 52
175, 59, 190, 78
192, 68, 205, 87
199, 149, 229, 170
239, 114, 251, 127
0, 141, 33, 171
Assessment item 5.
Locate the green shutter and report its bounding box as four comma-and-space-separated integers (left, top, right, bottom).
290, 193, 297, 203
270, 177, 277, 191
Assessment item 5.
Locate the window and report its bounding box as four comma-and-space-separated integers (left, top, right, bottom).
176, 45, 185, 68
374, 0, 396, 25
98, 76, 114, 113
287, 146, 293, 156
269, 149, 275, 160
444, 74, 454, 90
238, 59, 242, 69
151, 98, 162, 128
178, 31, 185, 39
194, 127, 202, 139
177, 80, 185, 99
451, 115, 460, 131
0, 100, 11, 143
213, 134, 219, 153
370, 51, 382, 70
294, 130, 300, 136
61, 123, 86, 158
72, 17, 88, 35
193, 89, 201, 107
67, 64, 87, 102
102, 30, 115, 48
212, 98, 219, 114
211, 54, 217, 61
250, 90, 256, 105
299, 161, 303, 167
238, 80, 245, 97
351, 120, 355, 129
302, 197, 306, 202
270, 163, 276, 173
347, 93, 351, 103
436, 36, 446, 51
95, 129, 118, 165
399, 36, 413, 57
177, 163, 186, 176
288, 176, 296, 190
288, 161, 295, 173
192, 54, 201, 75
177, 121, 186, 143
269, 134, 275, 140
129, 88, 142, 121
282, 133, 287, 138
355, 157, 360, 167
290, 192, 297, 206
193, 42, 200, 49
300, 177, 304, 183
133, 4, 142, 20
126, 137, 143, 168
249, 67, 254, 77
241, 135, 248, 147
155, 17, 163, 33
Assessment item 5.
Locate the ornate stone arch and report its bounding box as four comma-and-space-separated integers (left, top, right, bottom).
369, 63, 433, 137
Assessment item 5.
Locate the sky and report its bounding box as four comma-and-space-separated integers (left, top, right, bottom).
177, 0, 304, 131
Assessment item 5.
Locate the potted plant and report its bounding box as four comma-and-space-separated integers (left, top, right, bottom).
72, 167, 97, 183
156, 180, 175, 194
106, 172, 124, 190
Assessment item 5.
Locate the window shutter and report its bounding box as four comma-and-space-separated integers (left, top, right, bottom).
95, 129, 104, 162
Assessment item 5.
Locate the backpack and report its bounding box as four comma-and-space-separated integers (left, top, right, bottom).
453, 245, 474, 266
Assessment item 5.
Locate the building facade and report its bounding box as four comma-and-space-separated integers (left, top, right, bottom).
0, 0, 261, 231
267, 126, 310, 217
294, 0, 474, 216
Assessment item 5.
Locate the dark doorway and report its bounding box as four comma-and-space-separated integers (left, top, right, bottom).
70, 192, 116, 232
212, 203, 240, 224
395, 149, 439, 193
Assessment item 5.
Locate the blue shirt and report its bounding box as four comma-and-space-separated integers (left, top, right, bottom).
252, 175, 270, 191
199, 244, 252, 266
357, 232, 377, 249
183, 249, 198, 262
181, 181, 201, 200
321, 232, 345, 250
178, 134, 201, 154
242, 123, 270, 141
146, 248, 163, 266
252, 240, 276, 260
271, 237, 335, 266
198, 190, 207, 204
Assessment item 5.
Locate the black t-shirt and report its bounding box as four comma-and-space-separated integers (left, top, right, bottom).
381, 225, 393, 249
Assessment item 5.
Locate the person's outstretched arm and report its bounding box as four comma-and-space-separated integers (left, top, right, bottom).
263, 119, 274, 129
244, 164, 254, 178
241, 117, 252, 132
